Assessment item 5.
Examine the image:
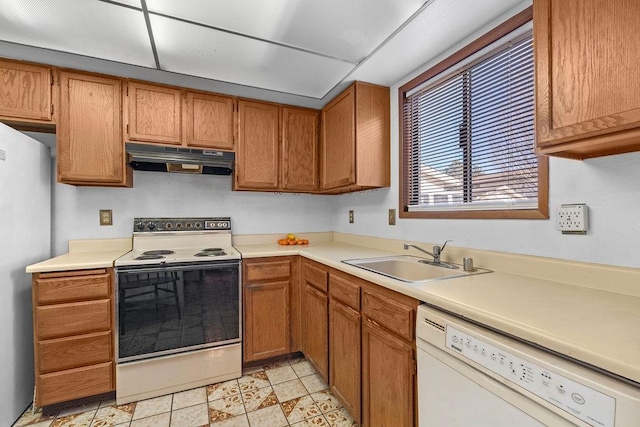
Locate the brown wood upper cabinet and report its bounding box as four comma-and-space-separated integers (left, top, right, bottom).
236, 100, 280, 190
534, 0, 640, 159
57, 71, 132, 187
127, 81, 182, 145
183, 91, 234, 150
0, 59, 54, 123
32, 268, 115, 406
282, 107, 319, 192
236, 102, 319, 192
321, 82, 390, 192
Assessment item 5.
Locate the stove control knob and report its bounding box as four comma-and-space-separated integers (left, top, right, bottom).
176, 222, 183, 229
186, 222, 193, 229
147, 222, 156, 230
165, 222, 173, 229
136, 221, 145, 231
195, 222, 202, 229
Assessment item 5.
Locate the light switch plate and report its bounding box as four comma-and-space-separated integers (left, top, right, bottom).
349, 210, 354, 224
0, 149, 5, 161
388, 209, 396, 225
100, 209, 113, 226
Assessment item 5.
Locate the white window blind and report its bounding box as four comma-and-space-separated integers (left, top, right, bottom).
403, 30, 536, 212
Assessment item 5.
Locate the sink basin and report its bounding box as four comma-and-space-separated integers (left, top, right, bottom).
342, 255, 491, 283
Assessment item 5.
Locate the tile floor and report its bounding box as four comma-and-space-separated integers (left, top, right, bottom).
13, 358, 357, 427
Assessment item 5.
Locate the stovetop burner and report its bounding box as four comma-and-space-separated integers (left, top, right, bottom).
143, 250, 175, 255
194, 249, 226, 257
134, 254, 166, 260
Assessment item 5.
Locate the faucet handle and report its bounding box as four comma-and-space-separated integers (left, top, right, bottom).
439, 240, 452, 251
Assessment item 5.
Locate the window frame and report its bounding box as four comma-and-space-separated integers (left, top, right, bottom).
398, 6, 548, 220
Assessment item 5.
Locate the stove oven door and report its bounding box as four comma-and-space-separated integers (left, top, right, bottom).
116, 261, 241, 363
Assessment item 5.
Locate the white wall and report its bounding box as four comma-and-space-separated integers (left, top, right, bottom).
0, 124, 51, 424
333, 60, 640, 269
52, 168, 334, 256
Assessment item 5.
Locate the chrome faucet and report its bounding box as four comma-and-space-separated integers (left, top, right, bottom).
403, 240, 451, 264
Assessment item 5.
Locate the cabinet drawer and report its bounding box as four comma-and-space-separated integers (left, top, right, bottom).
362, 290, 414, 341
245, 260, 291, 282
36, 299, 111, 340
304, 262, 328, 293
37, 331, 112, 374
329, 274, 360, 310
37, 362, 113, 406
35, 273, 110, 304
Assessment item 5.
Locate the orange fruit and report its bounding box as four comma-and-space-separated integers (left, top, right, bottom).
302, 239, 309, 245
277, 239, 287, 245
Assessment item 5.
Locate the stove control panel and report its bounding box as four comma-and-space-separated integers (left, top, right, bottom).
445, 326, 615, 427
133, 217, 231, 233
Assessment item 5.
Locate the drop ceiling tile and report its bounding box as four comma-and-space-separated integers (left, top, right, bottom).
150, 14, 354, 98
0, 0, 155, 67
145, 0, 426, 63
350, 0, 528, 87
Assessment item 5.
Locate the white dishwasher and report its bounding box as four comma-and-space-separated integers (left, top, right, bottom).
416, 304, 640, 426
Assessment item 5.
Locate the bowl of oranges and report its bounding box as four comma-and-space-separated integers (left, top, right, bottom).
278, 233, 309, 246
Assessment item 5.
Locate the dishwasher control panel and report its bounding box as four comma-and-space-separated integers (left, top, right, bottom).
446, 326, 615, 427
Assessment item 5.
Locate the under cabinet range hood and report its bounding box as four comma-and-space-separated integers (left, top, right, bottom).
126, 142, 234, 175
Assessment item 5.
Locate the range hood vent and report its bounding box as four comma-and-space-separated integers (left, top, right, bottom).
126, 142, 234, 176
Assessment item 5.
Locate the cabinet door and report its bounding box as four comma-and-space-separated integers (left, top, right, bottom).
58, 72, 130, 186
303, 283, 329, 382
362, 318, 415, 427
282, 107, 319, 191
128, 82, 181, 144
321, 85, 355, 189
244, 281, 290, 362
329, 299, 361, 423
0, 59, 52, 121
535, 0, 640, 158
236, 100, 280, 189
184, 91, 235, 150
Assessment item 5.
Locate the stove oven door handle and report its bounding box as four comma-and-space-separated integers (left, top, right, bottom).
118, 262, 240, 274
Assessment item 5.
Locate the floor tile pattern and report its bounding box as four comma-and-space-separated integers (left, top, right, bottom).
13, 358, 357, 427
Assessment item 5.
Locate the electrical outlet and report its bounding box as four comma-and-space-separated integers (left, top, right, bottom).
388, 209, 396, 225
100, 209, 113, 226
349, 210, 354, 224
557, 204, 588, 234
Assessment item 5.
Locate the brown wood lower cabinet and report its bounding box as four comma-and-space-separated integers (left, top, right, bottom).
32, 268, 115, 406
362, 318, 415, 427
329, 298, 361, 423
243, 257, 300, 363
303, 283, 329, 382
244, 280, 290, 362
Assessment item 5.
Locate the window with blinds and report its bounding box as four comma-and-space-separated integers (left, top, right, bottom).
400, 17, 547, 219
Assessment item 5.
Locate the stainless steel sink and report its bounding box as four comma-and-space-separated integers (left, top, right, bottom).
342, 255, 491, 283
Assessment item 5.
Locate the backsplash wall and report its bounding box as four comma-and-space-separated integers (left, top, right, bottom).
52, 166, 334, 256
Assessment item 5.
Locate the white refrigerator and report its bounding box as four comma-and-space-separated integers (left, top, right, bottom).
0, 123, 51, 425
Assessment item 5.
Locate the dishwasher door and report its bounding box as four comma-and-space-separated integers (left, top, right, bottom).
415, 304, 634, 427
417, 341, 573, 426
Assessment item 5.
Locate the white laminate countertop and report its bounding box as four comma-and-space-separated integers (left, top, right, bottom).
236, 241, 640, 386
26, 238, 132, 273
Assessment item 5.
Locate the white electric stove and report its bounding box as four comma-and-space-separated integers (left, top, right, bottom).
114, 217, 242, 404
